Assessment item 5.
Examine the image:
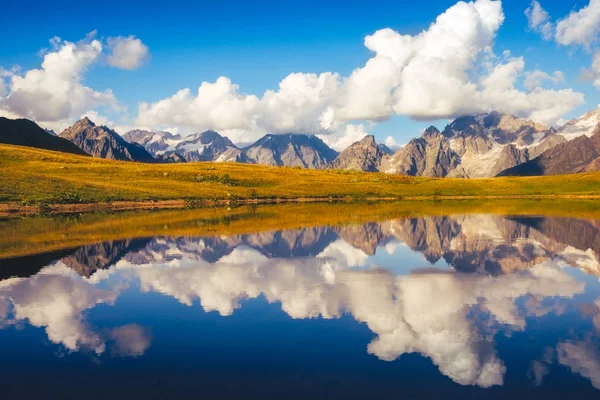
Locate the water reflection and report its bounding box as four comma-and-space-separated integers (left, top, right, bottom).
1, 214, 600, 393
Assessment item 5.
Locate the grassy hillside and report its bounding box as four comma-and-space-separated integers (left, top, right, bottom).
1, 143, 600, 205
3, 199, 600, 260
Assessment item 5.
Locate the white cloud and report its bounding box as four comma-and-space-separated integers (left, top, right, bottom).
0, 34, 117, 131
527, 1, 600, 92
317, 124, 369, 151
524, 69, 565, 91
525, 1, 554, 40
0, 1, 588, 141
134, 0, 584, 141
107, 35, 150, 70
384, 136, 401, 151
581, 51, 600, 88
555, 0, 600, 49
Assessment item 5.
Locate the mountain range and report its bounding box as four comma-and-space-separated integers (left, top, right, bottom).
59, 118, 155, 162
2, 106, 600, 176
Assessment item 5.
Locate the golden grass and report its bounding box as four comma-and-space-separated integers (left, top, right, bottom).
2, 199, 600, 260
1, 144, 600, 205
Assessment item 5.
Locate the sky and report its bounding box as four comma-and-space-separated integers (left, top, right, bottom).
1, 0, 600, 149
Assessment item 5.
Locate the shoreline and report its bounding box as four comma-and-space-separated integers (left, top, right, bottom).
2, 194, 599, 217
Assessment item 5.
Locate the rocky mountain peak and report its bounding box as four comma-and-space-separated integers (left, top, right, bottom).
60, 118, 155, 162
358, 135, 376, 145
173, 130, 241, 162
74, 117, 95, 129
329, 134, 386, 172
559, 106, 600, 140
422, 126, 442, 139
242, 133, 338, 169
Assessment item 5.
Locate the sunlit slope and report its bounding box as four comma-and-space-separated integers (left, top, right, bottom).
1, 144, 599, 203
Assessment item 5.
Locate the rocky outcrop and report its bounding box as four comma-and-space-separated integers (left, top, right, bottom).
0, 117, 89, 156
328, 135, 388, 172
241, 133, 338, 168
60, 118, 155, 162
499, 127, 600, 176
386, 127, 460, 177
385, 112, 567, 178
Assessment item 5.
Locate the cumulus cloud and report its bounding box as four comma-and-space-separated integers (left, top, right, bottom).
135, 0, 583, 140
525, 1, 553, 40
555, 0, 600, 49
384, 136, 402, 151
106, 35, 150, 70
524, 70, 565, 91
528, 1, 600, 91
317, 124, 369, 151
0, 34, 117, 132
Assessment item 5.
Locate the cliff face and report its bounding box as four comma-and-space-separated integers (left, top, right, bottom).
60, 118, 155, 162
386, 127, 460, 176
329, 135, 388, 172
500, 126, 600, 176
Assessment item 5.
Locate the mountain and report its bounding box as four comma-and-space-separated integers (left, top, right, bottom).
60, 118, 155, 162
122, 129, 182, 156
559, 107, 600, 141
499, 125, 600, 176
385, 127, 460, 176
384, 113, 564, 178
0, 117, 88, 156
173, 130, 243, 162
241, 133, 338, 168
328, 135, 388, 172
123, 129, 243, 162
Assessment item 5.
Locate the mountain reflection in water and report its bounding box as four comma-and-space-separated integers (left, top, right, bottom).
1, 214, 600, 398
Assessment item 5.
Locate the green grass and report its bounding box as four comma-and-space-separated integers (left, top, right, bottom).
1, 143, 600, 204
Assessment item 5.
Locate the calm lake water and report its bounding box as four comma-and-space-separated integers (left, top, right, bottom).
1, 212, 600, 399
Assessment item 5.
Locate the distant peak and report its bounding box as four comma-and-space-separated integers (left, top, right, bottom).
358, 135, 376, 144
75, 117, 96, 128
422, 126, 441, 138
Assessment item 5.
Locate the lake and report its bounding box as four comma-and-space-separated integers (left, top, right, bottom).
1, 203, 600, 399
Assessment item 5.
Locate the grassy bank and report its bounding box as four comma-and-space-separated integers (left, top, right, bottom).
2, 199, 600, 260
1, 144, 600, 206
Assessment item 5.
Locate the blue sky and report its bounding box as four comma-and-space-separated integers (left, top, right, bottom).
1, 0, 599, 148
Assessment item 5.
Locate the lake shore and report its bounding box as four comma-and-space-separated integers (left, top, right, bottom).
2, 194, 600, 217
2, 144, 600, 217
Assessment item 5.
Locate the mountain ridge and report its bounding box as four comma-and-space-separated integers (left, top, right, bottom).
60, 118, 155, 162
